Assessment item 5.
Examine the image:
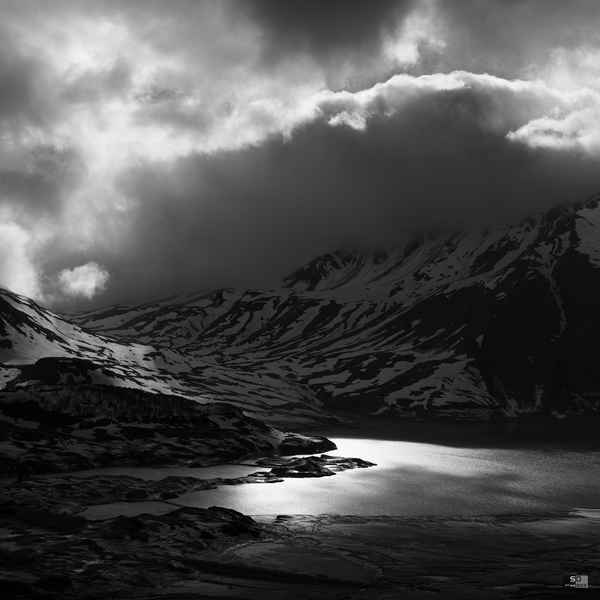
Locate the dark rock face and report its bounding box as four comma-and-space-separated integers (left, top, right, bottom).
279, 434, 337, 455
264, 455, 376, 478
271, 459, 334, 477
553, 248, 600, 394
476, 273, 566, 405
13, 357, 100, 387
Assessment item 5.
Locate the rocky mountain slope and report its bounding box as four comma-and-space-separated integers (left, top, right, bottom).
70, 193, 600, 421
0, 288, 329, 428
2, 193, 600, 435
0, 290, 334, 476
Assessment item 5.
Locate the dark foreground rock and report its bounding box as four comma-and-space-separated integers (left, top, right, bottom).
0, 386, 338, 477
1, 493, 598, 599
278, 433, 336, 455
0, 504, 263, 600
0, 452, 377, 516
256, 454, 376, 477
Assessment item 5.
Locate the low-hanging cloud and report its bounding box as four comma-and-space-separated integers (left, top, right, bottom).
0, 218, 41, 299
508, 107, 600, 153
58, 262, 109, 300
314, 71, 600, 155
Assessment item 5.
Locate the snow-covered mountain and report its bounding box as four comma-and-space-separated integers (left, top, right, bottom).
0, 286, 329, 427
3, 193, 600, 424
0, 289, 335, 476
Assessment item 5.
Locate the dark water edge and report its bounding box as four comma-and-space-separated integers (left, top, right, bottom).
303, 411, 600, 451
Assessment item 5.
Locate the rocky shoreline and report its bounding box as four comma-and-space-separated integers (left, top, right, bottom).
1, 489, 598, 599
1, 454, 377, 513
0, 388, 338, 477
0, 452, 378, 599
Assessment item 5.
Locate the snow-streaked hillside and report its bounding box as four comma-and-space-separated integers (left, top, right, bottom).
0, 288, 330, 427
3, 193, 600, 422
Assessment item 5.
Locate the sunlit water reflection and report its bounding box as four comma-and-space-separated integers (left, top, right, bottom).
177, 437, 600, 516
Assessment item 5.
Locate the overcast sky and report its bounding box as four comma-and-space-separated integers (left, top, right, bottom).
1, 0, 600, 310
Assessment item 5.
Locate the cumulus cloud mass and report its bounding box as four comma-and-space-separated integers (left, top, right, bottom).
0, 0, 599, 308
58, 262, 109, 300
0, 216, 41, 299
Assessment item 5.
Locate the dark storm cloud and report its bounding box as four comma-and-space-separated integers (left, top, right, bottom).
0, 32, 52, 128
70, 84, 600, 310
245, 0, 415, 63
435, 0, 600, 77
0, 145, 82, 216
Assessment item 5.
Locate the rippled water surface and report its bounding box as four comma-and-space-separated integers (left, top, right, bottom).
177, 436, 600, 516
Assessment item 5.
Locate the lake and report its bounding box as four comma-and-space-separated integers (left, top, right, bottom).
175, 423, 600, 516
25, 420, 600, 518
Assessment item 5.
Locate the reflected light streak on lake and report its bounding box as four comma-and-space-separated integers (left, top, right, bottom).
177, 437, 600, 516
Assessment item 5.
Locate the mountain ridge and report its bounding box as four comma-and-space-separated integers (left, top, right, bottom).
2, 192, 600, 430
